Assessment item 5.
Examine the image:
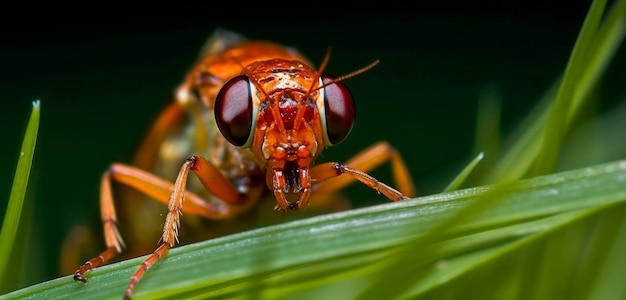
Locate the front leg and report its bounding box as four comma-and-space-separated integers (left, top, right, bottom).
310, 141, 415, 202
123, 158, 192, 300
123, 155, 244, 299
311, 162, 410, 202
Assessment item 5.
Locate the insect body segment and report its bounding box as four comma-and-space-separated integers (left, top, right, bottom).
70, 29, 415, 299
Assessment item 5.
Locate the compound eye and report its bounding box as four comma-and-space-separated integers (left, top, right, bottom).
215, 75, 254, 147
321, 75, 355, 145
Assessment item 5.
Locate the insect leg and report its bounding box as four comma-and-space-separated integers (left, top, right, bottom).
72, 168, 126, 282
311, 141, 416, 199
72, 160, 244, 283
123, 155, 245, 299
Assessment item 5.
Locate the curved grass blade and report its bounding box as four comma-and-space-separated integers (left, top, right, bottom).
0, 101, 40, 292
442, 152, 484, 193
472, 84, 500, 179
485, 0, 626, 183
531, 0, 607, 176
2, 159, 626, 300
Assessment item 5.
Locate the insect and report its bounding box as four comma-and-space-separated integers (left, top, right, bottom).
70, 28, 416, 299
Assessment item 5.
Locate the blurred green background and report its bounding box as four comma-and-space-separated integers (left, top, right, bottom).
1, 1, 624, 292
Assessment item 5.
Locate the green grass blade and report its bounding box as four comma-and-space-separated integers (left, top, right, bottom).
567, 0, 626, 124
442, 152, 484, 192
481, 79, 557, 184
566, 204, 626, 299
471, 85, 501, 179
484, 0, 626, 183
411, 202, 626, 299
2, 159, 626, 300
0, 101, 40, 291
531, 0, 607, 176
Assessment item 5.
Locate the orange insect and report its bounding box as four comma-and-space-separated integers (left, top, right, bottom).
70, 28, 416, 299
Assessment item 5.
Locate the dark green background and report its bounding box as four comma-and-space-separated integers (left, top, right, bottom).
1, 1, 624, 290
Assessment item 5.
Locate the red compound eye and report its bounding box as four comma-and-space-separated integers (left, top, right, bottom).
321, 75, 355, 145
215, 75, 254, 147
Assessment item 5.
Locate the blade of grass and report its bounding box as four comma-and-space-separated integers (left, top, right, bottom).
481, 78, 556, 184
2, 159, 626, 299
360, 176, 520, 300
410, 202, 626, 299
485, 0, 626, 182
442, 152, 484, 192
587, 207, 626, 299
566, 203, 626, 300
0, 101, 40, 292
361, 155, 626, 299
567, 0, 626, 124
471, 84, 501, 179
0, 101, 39, 291
532, 0, 606, 176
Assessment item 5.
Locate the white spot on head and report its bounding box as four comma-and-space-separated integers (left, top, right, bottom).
275, 72, 300, 90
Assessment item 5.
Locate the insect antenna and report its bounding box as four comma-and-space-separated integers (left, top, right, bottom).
310, 59, 380, 94
306, 43, 380, 97
316, 47, 332, 75
304, 47, 332, 96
